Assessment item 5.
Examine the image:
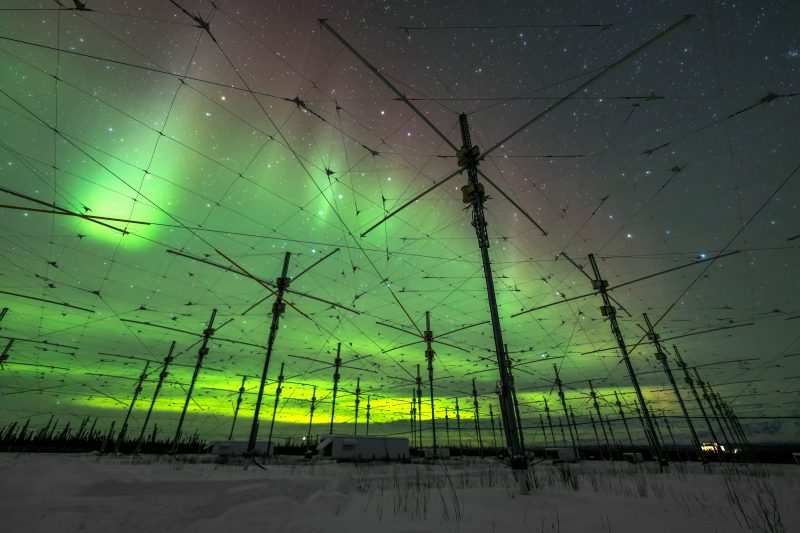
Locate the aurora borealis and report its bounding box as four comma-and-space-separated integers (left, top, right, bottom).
0, 0, 798, 447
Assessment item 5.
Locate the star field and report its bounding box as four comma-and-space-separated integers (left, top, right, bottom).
0, 0, 798, 446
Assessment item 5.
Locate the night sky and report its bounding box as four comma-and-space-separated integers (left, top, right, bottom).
0, 0, 798, 446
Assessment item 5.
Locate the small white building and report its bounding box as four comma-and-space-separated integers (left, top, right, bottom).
317, 435, 409, 461
206, 440, 272, 456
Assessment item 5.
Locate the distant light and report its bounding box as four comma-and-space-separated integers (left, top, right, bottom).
626, 233, 633, 239
699, 252, 708, 260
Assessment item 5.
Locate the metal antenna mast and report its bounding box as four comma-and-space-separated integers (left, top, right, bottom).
614, 391, 634, 447
444, 407, 450, 448
643, 314, 704, 462
424, 312, 438, 453
318, 16, 694, 480
544, 397, 556, 445
229, 375, 248, 440
606, 415, 616, 456
247, 252, 291, 455
365, 396, 371, 435
717, 394, 753, 457
172, 308, 217, 453
135, 341, 175, 453
329, 343, 342, 434
115, 361, 150, 453
489, 404, 498, 448
587, 255, 666, 466
708, 388, 738, 448
416, 364, 424, 446
540, 413, 548, 446
410, 397, 416, 448
569, 406, 583, 455
459, 114, 525, 468
590, 412, 602, 449
354, 377, 361, 435
471, 379, 484, 454
306, 386, 317, 452
673, 345, 718, 445
634, 406, 653, 449
507, 346, 525, 452
0, 338, 13, 366
455, 398, 463, 454
588, 380, 610, 459
694, 369, 731, 448
266, 362, 285, 455
554, 365, 578, 457
662, 413, 678, 452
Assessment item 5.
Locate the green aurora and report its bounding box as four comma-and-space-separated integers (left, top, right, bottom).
0, 1, 798, 447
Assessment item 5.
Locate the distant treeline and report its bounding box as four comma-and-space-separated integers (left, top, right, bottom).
0, 416, 205, 454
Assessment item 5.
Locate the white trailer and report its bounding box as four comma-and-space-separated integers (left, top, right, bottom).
317, 435, 409, 461
622, 452, 645, 463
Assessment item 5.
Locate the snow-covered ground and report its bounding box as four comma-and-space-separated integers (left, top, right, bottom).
0, 454, 797, 532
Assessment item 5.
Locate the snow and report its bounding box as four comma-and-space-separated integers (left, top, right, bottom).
0, 454, 797, 532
